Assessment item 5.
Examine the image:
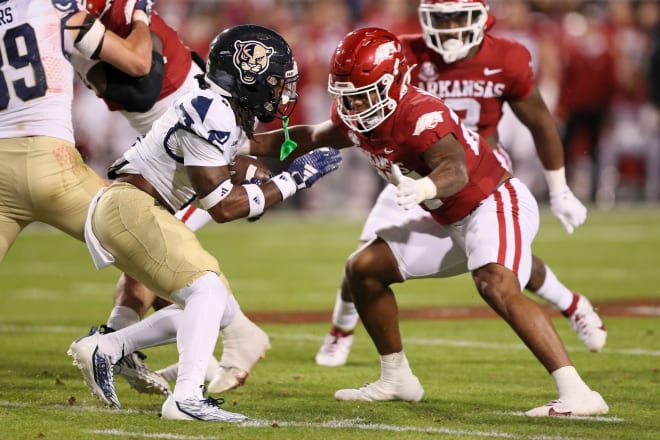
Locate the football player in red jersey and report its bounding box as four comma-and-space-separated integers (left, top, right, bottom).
314, 0, 606, 368
246, 26, 609, 417
71, 0, 270, 396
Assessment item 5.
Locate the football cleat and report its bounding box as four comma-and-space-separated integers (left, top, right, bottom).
334, 375, 424, 402
67, 326, 120, 408
526, 390, 609, 416
563, 293, 607, 352
161, 393, 247, 422
114, 351, 171, 396
315, 327, 354, 367
207, 313, 270, 394
98, 325, 171, 396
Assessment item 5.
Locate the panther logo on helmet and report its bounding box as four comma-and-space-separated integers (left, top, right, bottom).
233, 40, 274, 85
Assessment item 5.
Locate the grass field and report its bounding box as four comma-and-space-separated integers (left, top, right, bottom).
1, 205, 659, 439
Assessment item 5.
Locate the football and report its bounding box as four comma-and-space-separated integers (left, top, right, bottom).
229, 155, 273, 185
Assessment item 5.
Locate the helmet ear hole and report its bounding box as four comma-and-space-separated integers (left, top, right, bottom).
204, 24, 299, 122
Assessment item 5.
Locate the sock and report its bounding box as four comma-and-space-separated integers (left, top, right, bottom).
532, 265, 574, 312
380, 351, 413, 381
106, 305, 140, 330
172, 273, 227, 401
98, 304, 181, 363
332, 289, 359, 332
551, 366, 591, 398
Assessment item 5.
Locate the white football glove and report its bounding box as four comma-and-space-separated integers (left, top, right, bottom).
388, 164, 439, 210
549, 187, 587, 234
544, 167, 587, 234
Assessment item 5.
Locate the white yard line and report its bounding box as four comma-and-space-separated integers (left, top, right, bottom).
1, 325, 659, 357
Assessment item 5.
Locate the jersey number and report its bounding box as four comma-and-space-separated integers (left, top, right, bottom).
0, 23, 47, 110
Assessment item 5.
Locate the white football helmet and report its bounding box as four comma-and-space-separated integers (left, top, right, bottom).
418, 0, 490, 63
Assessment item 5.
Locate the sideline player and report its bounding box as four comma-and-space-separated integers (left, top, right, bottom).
67, 24, 341, 421
71, 0, 270, 395
314, 0, 606, 368
245, 26, 608, 417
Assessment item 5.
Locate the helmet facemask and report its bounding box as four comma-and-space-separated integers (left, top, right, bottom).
418, 1, 489, 63
329, 69, 399, 133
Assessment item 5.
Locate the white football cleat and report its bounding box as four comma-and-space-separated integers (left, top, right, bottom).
207, 311, 270, 394
334, 375, 424, 402
526, 390, 609, 416
161, 394, 247, 422
67, 327, 120, 408
565, 293, 607, 352
315, 327, 354, 367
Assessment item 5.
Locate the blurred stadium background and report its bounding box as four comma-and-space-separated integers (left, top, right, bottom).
72, 0, 660, 218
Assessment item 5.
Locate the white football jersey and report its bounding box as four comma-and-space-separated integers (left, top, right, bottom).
0, 0, 81, 143
115, 84, 249, 211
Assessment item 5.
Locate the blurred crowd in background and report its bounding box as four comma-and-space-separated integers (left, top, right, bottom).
73, 0, 660, 217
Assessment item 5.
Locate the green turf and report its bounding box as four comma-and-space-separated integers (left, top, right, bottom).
1, 206, 659, 439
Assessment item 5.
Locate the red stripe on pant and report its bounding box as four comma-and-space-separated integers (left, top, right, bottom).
494, 181, 522, 274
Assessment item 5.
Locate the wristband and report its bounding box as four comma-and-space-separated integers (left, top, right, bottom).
416, 176, 437, 201
198, 179, 233, 210
543, 167, 568, 193
75, 16, 106, 59
271, 172, 298, 200
243, 183, 265, 218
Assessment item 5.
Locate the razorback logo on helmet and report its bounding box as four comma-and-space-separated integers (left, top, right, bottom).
413, 111, 444, 136
374, 41, 400, 64
233, 40, 274, 85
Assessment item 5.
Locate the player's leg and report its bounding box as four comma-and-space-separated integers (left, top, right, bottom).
526, 256, 607, 352
316, 184, 429, 366
333, 213, 464, 402
333, 237, 423, 402
468, 179, 607, 416
68, 183, 246, 421
494, 139, 607, 352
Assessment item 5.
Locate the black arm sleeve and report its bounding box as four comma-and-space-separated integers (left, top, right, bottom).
102, 51, 164, 112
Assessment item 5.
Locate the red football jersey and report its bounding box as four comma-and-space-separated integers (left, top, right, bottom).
331, 87, 506, 224
101, 3, 193, 110
399, 33, 534, 139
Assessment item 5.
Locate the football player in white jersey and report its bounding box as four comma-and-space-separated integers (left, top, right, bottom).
70, 0, 272, 398
0, 0, 185, 399
315, 0, 607, 370
67, 24, 342, 421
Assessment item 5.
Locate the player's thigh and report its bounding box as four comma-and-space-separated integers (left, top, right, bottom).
93, 183, 220, 298
29, 137, 106, 241
377, 214, 468, 280
464, 178, 540, 289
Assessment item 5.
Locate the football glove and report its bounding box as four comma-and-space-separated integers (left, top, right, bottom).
549, 187, 587, 234
388, 164, 439, 210
287, 147, 342, 189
